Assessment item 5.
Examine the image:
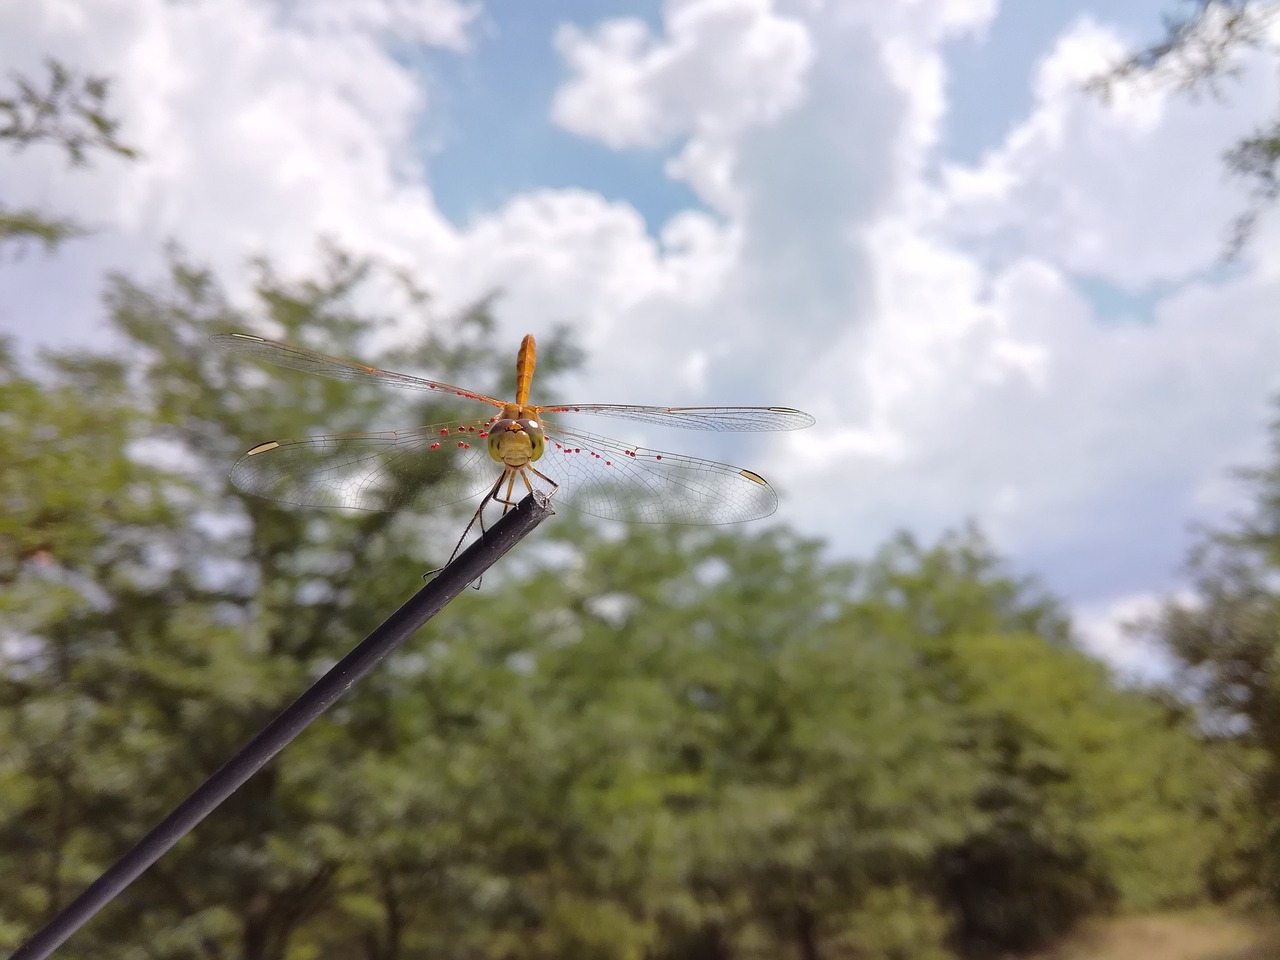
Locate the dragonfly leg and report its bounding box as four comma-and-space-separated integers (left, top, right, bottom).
423, 471, 507, 581
503, 471, 518, 513
526, 463, 560, 502
468, 471, 509, 546
491, 469, 522, 513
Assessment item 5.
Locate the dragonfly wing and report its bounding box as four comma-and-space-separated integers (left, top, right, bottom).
534, 403, 814, 432
212, 333, 505, 408
230, 420, 498, 512
536, 420, 778, 524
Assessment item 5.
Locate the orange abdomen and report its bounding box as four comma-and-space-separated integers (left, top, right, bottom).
515, 334, 537, 406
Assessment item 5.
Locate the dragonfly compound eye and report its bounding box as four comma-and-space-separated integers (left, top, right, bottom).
487, 419, 515, 463
518, 418, 546, 461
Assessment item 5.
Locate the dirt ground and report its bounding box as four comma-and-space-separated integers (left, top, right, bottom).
1027, 910, 1280, 960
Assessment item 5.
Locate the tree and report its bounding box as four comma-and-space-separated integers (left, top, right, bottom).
1, 58, 138, 254
843, 530, 1225, 956
1146, 396, 1280, 903
1089, 0, 1280, 254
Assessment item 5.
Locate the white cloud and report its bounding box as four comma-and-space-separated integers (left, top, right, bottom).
772, 11, 1280, 654
0, 0, 473, 344
281, 0, 479, 50
444, 190, 739, 372
834, 0, 999, 168
551, 0, 814, 212
0, 0, 772, 414
937, 16, 1280, 286
1073, 592, 1180, 682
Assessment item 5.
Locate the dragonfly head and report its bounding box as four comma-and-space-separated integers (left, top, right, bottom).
488, 416, 546, 466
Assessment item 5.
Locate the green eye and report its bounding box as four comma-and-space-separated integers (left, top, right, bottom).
519, 419, 546, 461
488, 419, 514, 463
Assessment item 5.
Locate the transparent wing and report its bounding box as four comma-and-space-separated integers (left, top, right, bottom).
534, 403, 814, 432
230, 418, 781, 524
212, 333, 506, 408
229, 419, 499, 511
535, 420, 778, 524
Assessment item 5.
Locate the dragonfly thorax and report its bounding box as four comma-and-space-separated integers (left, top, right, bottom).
487, 416, 546, 466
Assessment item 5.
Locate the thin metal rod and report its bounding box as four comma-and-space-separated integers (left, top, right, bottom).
10, 493, 553, 960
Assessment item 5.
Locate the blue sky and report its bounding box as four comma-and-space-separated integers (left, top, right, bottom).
3, 0, 1278, 677
941, 0, 1176, 161
423, 1, 1178, 224
422, 1, 700, 229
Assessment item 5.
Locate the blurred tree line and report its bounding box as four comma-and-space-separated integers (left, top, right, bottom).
0, 250, 1252, 959
1146, 404, 1280, 906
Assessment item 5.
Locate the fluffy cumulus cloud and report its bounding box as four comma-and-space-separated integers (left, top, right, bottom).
4, 0, 1278, 675
0, 0, 456, 345
0, 0, 763, 392
552, 0, 814, 213
543, 0, 1000, 403
937, 16, 1279, 286
780, 11, 1280, 627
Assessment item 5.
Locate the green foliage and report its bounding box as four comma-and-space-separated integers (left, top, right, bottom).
1088, 1, 1272, 95
0, 58, 138, 165
1225, 116, 1280, 255
0, 252, 1231, 959
841, 532, 1226, 953
0, 58, 138, 256
1147, 398, 1280, 903
1087, 0, 1280, 255
0, 207, 85, 252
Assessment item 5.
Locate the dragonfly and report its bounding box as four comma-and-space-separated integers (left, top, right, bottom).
214, 332, 814, 556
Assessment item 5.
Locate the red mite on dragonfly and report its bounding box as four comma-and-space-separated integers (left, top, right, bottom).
214, 332, 814, 559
